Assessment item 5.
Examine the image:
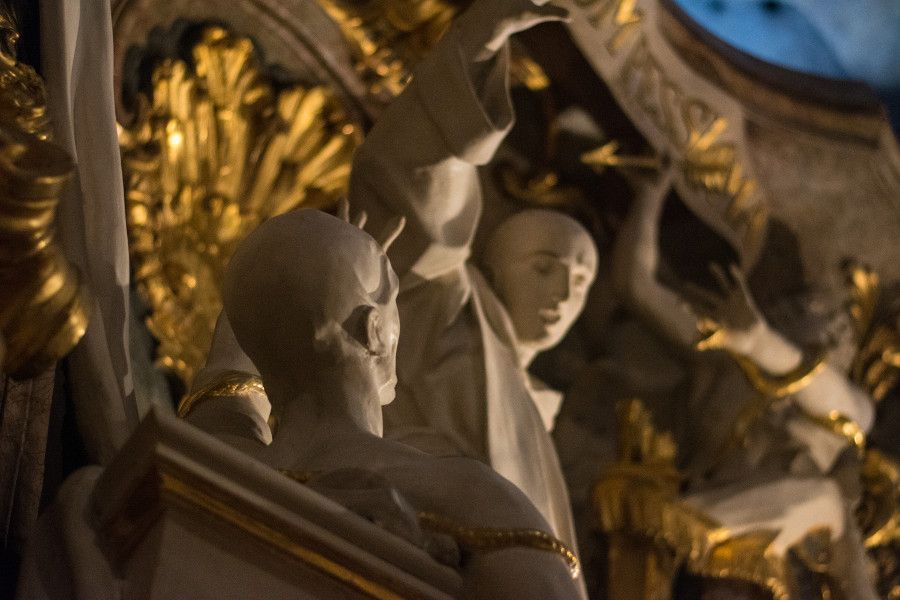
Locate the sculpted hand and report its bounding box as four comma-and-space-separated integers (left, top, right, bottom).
623, 153, 672, 200
687, 263, 767, 355
456, 0, 569, 61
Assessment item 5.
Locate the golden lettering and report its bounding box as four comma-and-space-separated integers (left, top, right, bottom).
574, 0, 765, 245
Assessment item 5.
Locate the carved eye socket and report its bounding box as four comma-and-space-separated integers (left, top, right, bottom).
365, 307, 386, 356
531, 255, 555, 275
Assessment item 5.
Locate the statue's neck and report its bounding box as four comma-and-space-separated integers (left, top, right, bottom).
261, 369, 383, 456
259, 392, 377, 469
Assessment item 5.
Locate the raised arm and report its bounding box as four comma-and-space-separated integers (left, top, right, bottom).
691, 265, 875, 472
349, 0, 567, 281
612, 165, 700, 348
614, 166, 874, 471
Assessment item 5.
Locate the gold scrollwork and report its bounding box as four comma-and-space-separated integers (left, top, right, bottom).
857, 450, 900, 599
417, 511, 581, 579
319, 0, 551, 104
318, 0, 460, 101
592, 399, 807, 600
0, 7, 89, 377
846, 263, 900, 404
120, 26, 361, 387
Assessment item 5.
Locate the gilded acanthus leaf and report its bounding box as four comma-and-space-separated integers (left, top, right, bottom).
845, 262, 900, 403
121, 26, 361, 387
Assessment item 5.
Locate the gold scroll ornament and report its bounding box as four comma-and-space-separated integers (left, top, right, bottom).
318, 0, 461, 101
120, 26, 361, 387
319, 0, 549, 106
0, 8, 89, 378
844, 263, 900, 599
591, 399, 850, 600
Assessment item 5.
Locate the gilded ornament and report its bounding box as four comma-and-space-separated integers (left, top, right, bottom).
120, 26, 361, 387
0, 6, 89, 378
581, 140, 661, 173
729, 349, 828, 399
845, 262, 900, 404
277, 468, 581, 578
319, 0, 551, 104
417, 511, 580, 578
800, 410, 866, 457
176, 369, 265, 418
592, 399, 811, 600
318, 0, 460, 101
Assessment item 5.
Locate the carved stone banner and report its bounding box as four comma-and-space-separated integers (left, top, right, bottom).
564, 0, 900, 294
563, 0, 767, 265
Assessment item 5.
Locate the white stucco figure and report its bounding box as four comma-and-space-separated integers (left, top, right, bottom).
221, 209, 582, 599
347, 0, 597, 558
610, 165, 878, 597
189, 0, 596, 567
18, 209, 583, 600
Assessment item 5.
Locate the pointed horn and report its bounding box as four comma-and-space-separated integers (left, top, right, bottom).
378, 215, 406, 252
353, 210, 368, 230
337, 197, 350, 222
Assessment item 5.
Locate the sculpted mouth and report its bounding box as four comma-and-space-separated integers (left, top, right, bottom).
538, 308, 561, 325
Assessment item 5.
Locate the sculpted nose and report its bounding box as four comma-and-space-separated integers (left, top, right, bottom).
551, 270, 571, 305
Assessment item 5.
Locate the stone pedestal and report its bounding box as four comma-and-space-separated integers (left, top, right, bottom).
89, 410, 462, 600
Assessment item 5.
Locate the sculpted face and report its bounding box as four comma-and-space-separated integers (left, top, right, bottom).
364, 251, 400, 406
484, 210, 598, 354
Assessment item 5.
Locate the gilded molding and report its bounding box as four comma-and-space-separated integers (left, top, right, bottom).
417, 511, 581, 579
318, 0, 550, 106
317, 0, 460, 102
120, 26, 361, 387
158, 471, 409, 600
0, 8, 89, 378
176, 369, 265, 418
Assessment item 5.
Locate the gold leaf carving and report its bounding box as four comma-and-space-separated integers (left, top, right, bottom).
845, 262, 900, 404
319, 0, 549, 103
318, 0, 460, 101
121, 26, 361, 387
0, 7, 89, 377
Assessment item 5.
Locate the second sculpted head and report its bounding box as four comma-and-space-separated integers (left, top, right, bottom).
483, 209, 598, 359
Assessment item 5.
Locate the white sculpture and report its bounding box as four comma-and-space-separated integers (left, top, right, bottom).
190, 0, 597, 570
609, 165, 878, 597
18, 209, 583, 600
221, 209, 582, 599
344, 0, 596, 560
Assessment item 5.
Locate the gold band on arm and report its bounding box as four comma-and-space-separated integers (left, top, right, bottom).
416, 512, 581, 579
729, 349, 828, 399
177, 370, 265, 418
799, 410, 866, 457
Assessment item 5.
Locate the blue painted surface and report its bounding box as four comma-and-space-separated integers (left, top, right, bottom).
673, 0, 900, 130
